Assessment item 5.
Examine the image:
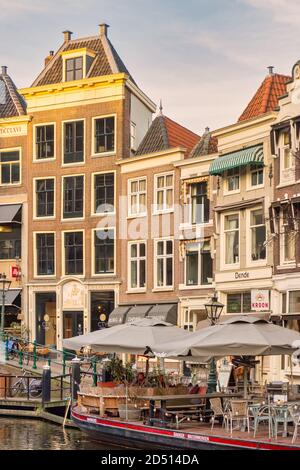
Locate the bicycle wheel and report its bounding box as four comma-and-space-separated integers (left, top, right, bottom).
10, 379, 25, 397
29, 379, 42, 398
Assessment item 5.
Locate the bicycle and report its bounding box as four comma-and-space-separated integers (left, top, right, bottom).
11, 370, 42, 398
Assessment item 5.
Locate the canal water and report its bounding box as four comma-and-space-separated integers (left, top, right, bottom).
0, 417, 123, 450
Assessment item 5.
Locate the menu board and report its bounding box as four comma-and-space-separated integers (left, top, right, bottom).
217, 362, 233, 391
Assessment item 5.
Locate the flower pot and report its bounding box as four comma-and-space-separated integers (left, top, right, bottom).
118, 404, 141, 421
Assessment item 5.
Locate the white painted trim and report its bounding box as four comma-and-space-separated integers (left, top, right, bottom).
91, 170, 116, 216
32, 122, 56, 162
220, 211, 240, 270
91, 113, 117, 157
127, 240, 147, 291
33, 231, 56, 278
127, 176, 147, 217
153, 237, 174, 289
153, 171, 174, 215
0, 146, 22, 186
61, 118, 86, 166
91, 227, 116, 277
32, 176, 56, 220
61, 173, 85, 222
61, 229, 85, 278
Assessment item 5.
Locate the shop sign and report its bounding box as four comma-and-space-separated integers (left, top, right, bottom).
11, 266, 19, 278
251, 289, 270, 311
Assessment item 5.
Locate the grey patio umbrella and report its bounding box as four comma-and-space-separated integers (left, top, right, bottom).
153, 316, 300, 358
63, 317, 193, 355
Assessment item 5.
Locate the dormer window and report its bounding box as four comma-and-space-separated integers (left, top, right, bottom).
61, 48, 96, 82
66, 57, 83, 81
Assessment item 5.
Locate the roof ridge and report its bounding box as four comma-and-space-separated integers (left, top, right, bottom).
159, 115, 170, 148
163, 115, 199, 138
31, 41, 67, 87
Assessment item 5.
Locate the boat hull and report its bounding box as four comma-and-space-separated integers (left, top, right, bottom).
72, 409, 299, 451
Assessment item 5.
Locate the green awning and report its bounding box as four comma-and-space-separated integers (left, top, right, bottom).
209, 145, 264, 176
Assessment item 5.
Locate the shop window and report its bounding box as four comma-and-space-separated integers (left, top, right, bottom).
227, 292, 251, 314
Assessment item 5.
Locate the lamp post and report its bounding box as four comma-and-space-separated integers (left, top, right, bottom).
205, 292, 224, 393
0, 273, 11, 336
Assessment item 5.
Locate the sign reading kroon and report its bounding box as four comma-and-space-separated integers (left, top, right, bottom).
0, 125, 27, 136
251, 289, 270, 311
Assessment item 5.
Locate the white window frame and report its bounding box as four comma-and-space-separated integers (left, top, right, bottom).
33, 176, 56, 220
33, 122, 56, 162
127, 240, 146, 292
33, 231, 56, 278
246, 206, 267, 266
247, 164, 264, 190
128, 176, 147, 217
221, 212, 240, 269
91, 227, 116, 277
153, 172, 174, 214
224, 168, 240, 195
281, 130, 293, 170
62, 229, 85, 278
62, 49, 96, 82
184, 241, 213, 288
61, 174, 85, 222
91, 170, 116, 216
153, 238, 174, 290
0, 147, 22, 186
61, 118, 86, 167
280, 206, 296, 265
91, 114, 117, 157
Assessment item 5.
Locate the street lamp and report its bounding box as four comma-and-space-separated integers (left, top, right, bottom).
205, 292, 224, 393
0, 273, 11, 336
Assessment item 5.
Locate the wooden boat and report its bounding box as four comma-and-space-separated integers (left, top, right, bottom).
72, 406, 300, 450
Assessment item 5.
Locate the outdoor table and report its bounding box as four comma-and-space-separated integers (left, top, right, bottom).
137, 392, 243, 427
271, 402, 298, 438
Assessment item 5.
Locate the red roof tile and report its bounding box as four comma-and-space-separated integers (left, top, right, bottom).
136, 114, 199, 156
238, 73, 291, 122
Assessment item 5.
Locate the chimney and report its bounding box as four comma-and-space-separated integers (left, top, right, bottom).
1, 66, 7, 75
63, 30, 73, 42
99, 23, 109, 37
44, 51, 54, 67
205, 126, 210, 133
268, 66, 274, 75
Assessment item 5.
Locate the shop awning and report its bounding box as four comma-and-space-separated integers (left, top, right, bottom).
209, 145, 264, 175
126, 305, 153, 323
0, 204, 22, 224
108, 306, 131, 327
147, 304, 178, 325
4, 289, 21, 308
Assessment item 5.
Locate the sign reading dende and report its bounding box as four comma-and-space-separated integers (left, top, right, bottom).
251, 289, 270, 311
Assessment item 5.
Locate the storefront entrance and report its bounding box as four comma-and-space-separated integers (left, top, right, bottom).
35, 292, 56, 346
63, 311, 84, 339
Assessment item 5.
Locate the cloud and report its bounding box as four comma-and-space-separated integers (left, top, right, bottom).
240, 0, 300, 25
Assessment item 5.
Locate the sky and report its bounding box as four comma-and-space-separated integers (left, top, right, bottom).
0, 0, 300, 134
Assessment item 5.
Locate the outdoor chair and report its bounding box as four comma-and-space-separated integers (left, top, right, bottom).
228, 400, 250, 436
209, 397, 229, 430
288, 405, 300, 444
271, 405, 294, 440
248, 404, 273, 438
